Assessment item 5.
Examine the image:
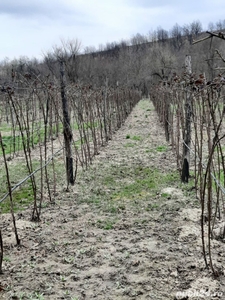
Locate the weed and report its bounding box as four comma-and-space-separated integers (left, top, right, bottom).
11, 292, 26, 300
161, 193, 170, 198
126, 134, 130, 139
18, 292, 26, 300
97, 219, 115, 230
146, 203, 160, 211
104, 221, 114, 230
64, 256, 74, 264
124, 143, 135, 148
156, 145, 167, 152
131, 135, 142, 141
145, 149, 153, 153
3, 256, 11, 262
64, 290, 70, 296
60, 275, 66, 282
141, 219, 148, 224
28, 292, 45, 300
124, 251, 130, 258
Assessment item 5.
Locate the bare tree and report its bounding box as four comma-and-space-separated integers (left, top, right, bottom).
208, 22, 215, 32
148, 29, 157, 43
59, 38, 82, 83
216, 20, 225, 31
157, 26, 169, 43
130, 33, 147, 45
170, 23, 184, 50
190, 20, 203, 37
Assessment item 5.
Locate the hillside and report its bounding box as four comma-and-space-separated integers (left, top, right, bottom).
2, 24, 225, 97
1, 99, 224, 299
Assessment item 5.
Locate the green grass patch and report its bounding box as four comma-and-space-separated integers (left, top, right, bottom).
103, 175, 116, 186
0, 158, 64, 214
0, 120, 65, 156
0, 126, 53, 155
161, 192, 170, 198
125, 135, 142, 141
156, 145, 167, 152
145, 149, 154, 153
78, 159, 180, 214
0, 161, 39, 194
131, 135, 142, 141
0, 184, 34, 213
0, 122, 12, 133
146, 203, 160, 211
3, 256, 11, 262
74, 121, 100, 130
96, 219, 115, 230
0, 135, 22, 155
111, 167, 179, 201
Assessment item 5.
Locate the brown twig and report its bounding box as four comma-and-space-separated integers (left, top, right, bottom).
215, 49, 225, 63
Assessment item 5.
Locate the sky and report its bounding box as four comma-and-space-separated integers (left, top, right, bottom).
1, 0, 225, 61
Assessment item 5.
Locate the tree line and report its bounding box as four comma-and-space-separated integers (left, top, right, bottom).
0, 19, 225, 97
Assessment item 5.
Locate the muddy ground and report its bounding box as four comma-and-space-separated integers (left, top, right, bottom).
1, 99, 225, 299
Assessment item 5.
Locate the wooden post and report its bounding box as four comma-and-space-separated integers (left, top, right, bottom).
181, 55, 192, 182
164, 90, 170, 142
59, 60, 75, 186
0, 230, 3, 274
103, 76, 108, 143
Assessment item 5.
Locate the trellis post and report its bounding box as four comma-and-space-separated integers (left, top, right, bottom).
181, 55, 192, 182
59, 59, 75, 187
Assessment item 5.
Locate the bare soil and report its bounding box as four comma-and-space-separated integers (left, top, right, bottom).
1, 99, 225, 299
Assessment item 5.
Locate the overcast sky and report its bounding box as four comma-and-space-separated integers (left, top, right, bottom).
1, 0, 225, 61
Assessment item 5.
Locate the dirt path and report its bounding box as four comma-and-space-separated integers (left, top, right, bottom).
1, 99, 225, 299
